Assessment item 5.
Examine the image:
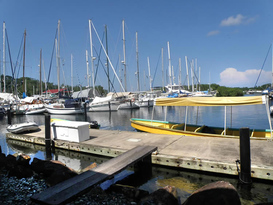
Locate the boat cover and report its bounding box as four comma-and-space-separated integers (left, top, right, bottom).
155, 96, 266, 107
64, 98, 81, 108
91, 96, 112, 104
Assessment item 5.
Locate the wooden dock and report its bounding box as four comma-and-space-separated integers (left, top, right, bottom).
6, 126, 273, 181
31, 145, 157, 205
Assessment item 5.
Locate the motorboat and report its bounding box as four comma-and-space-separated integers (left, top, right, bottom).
131, 96, 273, 140
7, 122, 39, 134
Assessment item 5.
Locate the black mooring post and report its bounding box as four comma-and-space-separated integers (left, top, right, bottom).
239, 127, 252, 184
108, 101, 111, 112
84, 103, 87, 122
7, 109, 11, 125
45, 113, 52, 160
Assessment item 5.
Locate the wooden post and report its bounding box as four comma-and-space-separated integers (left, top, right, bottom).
7, 109, 11, 125
84, 103, 87, 122
134, 154, 152, 180
239, 127, 252, 184
108, 101, 111, 112
45, 113, 52, 160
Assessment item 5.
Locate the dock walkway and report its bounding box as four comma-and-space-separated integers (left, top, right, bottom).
6, 126, 273, 181
31, 145, 157, 205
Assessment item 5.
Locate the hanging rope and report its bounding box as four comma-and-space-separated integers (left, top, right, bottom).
14, 34, 24, 79
152, 50, 162, 88
254, 43, 272, 88
5, 29, 14, 79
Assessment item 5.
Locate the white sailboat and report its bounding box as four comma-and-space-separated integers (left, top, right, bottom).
45, 20, 84, 115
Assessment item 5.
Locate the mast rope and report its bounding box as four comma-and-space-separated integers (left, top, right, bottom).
254, 43, 272, 88
152, 50, 162, 88
5, 29, 14, 80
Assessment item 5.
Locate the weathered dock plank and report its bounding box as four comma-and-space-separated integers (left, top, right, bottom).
31, 145, 157, 205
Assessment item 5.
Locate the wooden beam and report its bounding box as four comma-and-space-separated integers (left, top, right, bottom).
31, 145, 157, 205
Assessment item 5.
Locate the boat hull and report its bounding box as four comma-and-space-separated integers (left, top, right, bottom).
25, 108, 46, 115
118, 102, 139, 110
89, 102, 119, 112
130, 118, 272, 140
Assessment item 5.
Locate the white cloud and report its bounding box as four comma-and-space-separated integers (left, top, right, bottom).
220, 14, 257, 27
207, 30, 220, 36
219, 68, 271, 87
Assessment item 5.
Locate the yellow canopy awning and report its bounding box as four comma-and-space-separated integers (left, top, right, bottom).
155, 96, 266, 107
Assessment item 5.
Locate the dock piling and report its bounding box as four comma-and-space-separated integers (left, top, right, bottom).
239, 127, 252, 184
7, 109, 11, 125
44, 113, 52, 160
84, 103, 87, 121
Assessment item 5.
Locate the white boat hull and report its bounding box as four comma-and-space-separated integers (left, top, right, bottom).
117, 102, 140, 110
25, 108, 46, 115
135, 100, 154, 107
89, 102, 119, 112
46, 107, 84, 115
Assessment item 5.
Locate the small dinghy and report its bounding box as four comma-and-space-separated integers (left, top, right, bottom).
7, 122, 39, 134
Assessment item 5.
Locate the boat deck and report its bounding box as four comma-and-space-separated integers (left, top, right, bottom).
6, 126, 273, 181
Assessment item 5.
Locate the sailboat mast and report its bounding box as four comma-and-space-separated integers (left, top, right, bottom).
42, 59, 47, 97
122, 20, 127, 91
91, 21, 125, 92
136, 32, 140, 92
89, 19, 95, 97
105, 25, 110, 92
199, 66, 201, 91
147, 57, 152, 91
57, 20, 60, 94
39, 49, 42, 95
185, 56, 190, 90
167, 41, 172, 85
71, 54, 73, 93
2, 21, 5, 93
195, 58, 197, 91
191, 59, 194, 92
22, 29, 26, 95
179, 58, 182, 88
85, 50, 89, 87
172, 65, 175, 85
161, 48, 164, 91
271, 43, 273, 87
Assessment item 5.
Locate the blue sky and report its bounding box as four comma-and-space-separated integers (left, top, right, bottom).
1, 0, 273, 92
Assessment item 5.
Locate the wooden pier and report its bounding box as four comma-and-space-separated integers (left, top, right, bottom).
6, 126, 273, 181
31, 145, 157, 205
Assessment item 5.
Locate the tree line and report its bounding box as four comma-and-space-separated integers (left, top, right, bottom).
0, 74, 270, 97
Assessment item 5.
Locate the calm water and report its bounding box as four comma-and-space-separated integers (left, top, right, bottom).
1, 103, 273, 204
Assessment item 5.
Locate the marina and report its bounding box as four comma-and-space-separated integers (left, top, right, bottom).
1, 102, 273, 204
0, 102, 273, 204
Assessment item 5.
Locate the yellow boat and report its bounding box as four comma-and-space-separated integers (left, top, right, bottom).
130, 96, 273, 140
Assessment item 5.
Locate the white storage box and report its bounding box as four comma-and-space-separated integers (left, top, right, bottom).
51, 121, 90, 142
